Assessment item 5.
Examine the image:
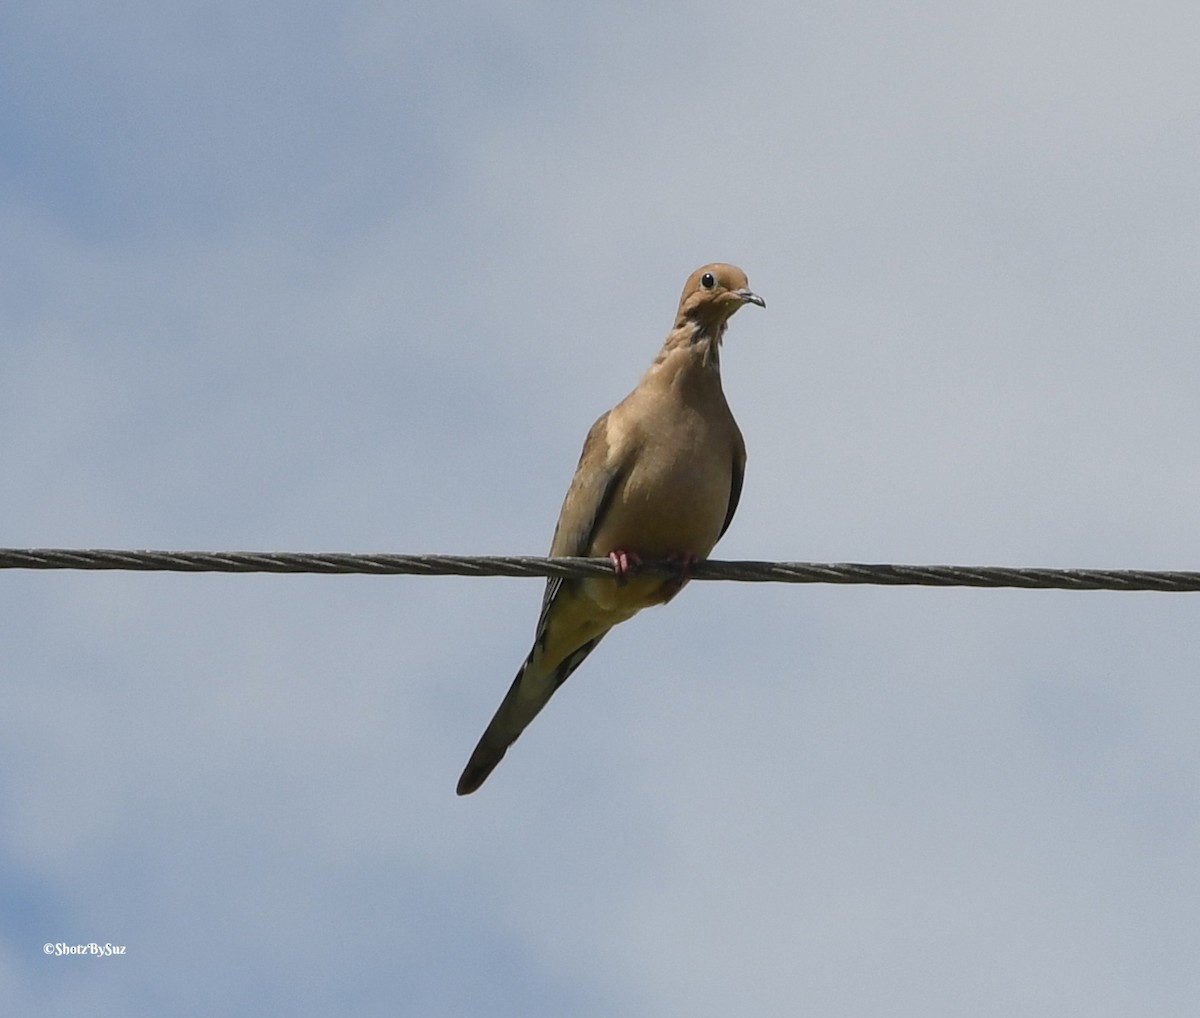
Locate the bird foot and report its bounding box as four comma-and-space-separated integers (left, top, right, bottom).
659, 552, 698, 602
608, 549, 642, 584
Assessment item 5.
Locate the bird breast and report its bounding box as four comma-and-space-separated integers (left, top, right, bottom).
591, 398, 735, 562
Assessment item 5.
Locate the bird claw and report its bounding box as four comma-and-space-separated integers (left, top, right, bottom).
659, 552, 698, 602
608, 550, 697, 599
608, 549, 642, 584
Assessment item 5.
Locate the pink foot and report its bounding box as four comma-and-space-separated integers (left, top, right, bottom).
660, 552, 698, 602
608, 549, 642, 584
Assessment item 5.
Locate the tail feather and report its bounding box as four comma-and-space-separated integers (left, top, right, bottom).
456, 737, 510, 797
456, 635, 605, 795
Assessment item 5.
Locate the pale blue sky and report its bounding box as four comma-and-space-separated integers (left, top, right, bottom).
3, 2, 1199, 1014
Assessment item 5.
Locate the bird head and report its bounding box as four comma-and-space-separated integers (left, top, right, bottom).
677, 263, 766, 328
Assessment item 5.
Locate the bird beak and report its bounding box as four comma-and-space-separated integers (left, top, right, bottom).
736, 288, 765, 308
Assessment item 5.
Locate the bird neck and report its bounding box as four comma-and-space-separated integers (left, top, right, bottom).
654, 316, 728, 373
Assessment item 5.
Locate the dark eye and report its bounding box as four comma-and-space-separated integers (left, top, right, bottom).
701, 272, 716, 289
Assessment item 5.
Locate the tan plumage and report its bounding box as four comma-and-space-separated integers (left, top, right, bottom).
457, 263, 764, 795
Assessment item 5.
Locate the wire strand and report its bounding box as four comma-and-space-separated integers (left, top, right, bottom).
2, 548, 1198, 592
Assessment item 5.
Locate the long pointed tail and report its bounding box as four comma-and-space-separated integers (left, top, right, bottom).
456, 635, 605, 795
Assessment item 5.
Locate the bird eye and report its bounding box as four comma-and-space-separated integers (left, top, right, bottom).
701, 272, 716, 289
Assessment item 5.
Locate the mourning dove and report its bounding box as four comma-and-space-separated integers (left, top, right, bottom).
457, 263, 764, 795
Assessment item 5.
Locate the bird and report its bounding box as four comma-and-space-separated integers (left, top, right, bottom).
457, 263, 764, 795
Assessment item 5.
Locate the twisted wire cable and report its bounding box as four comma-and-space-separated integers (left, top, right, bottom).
2, 548, 1198, 592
